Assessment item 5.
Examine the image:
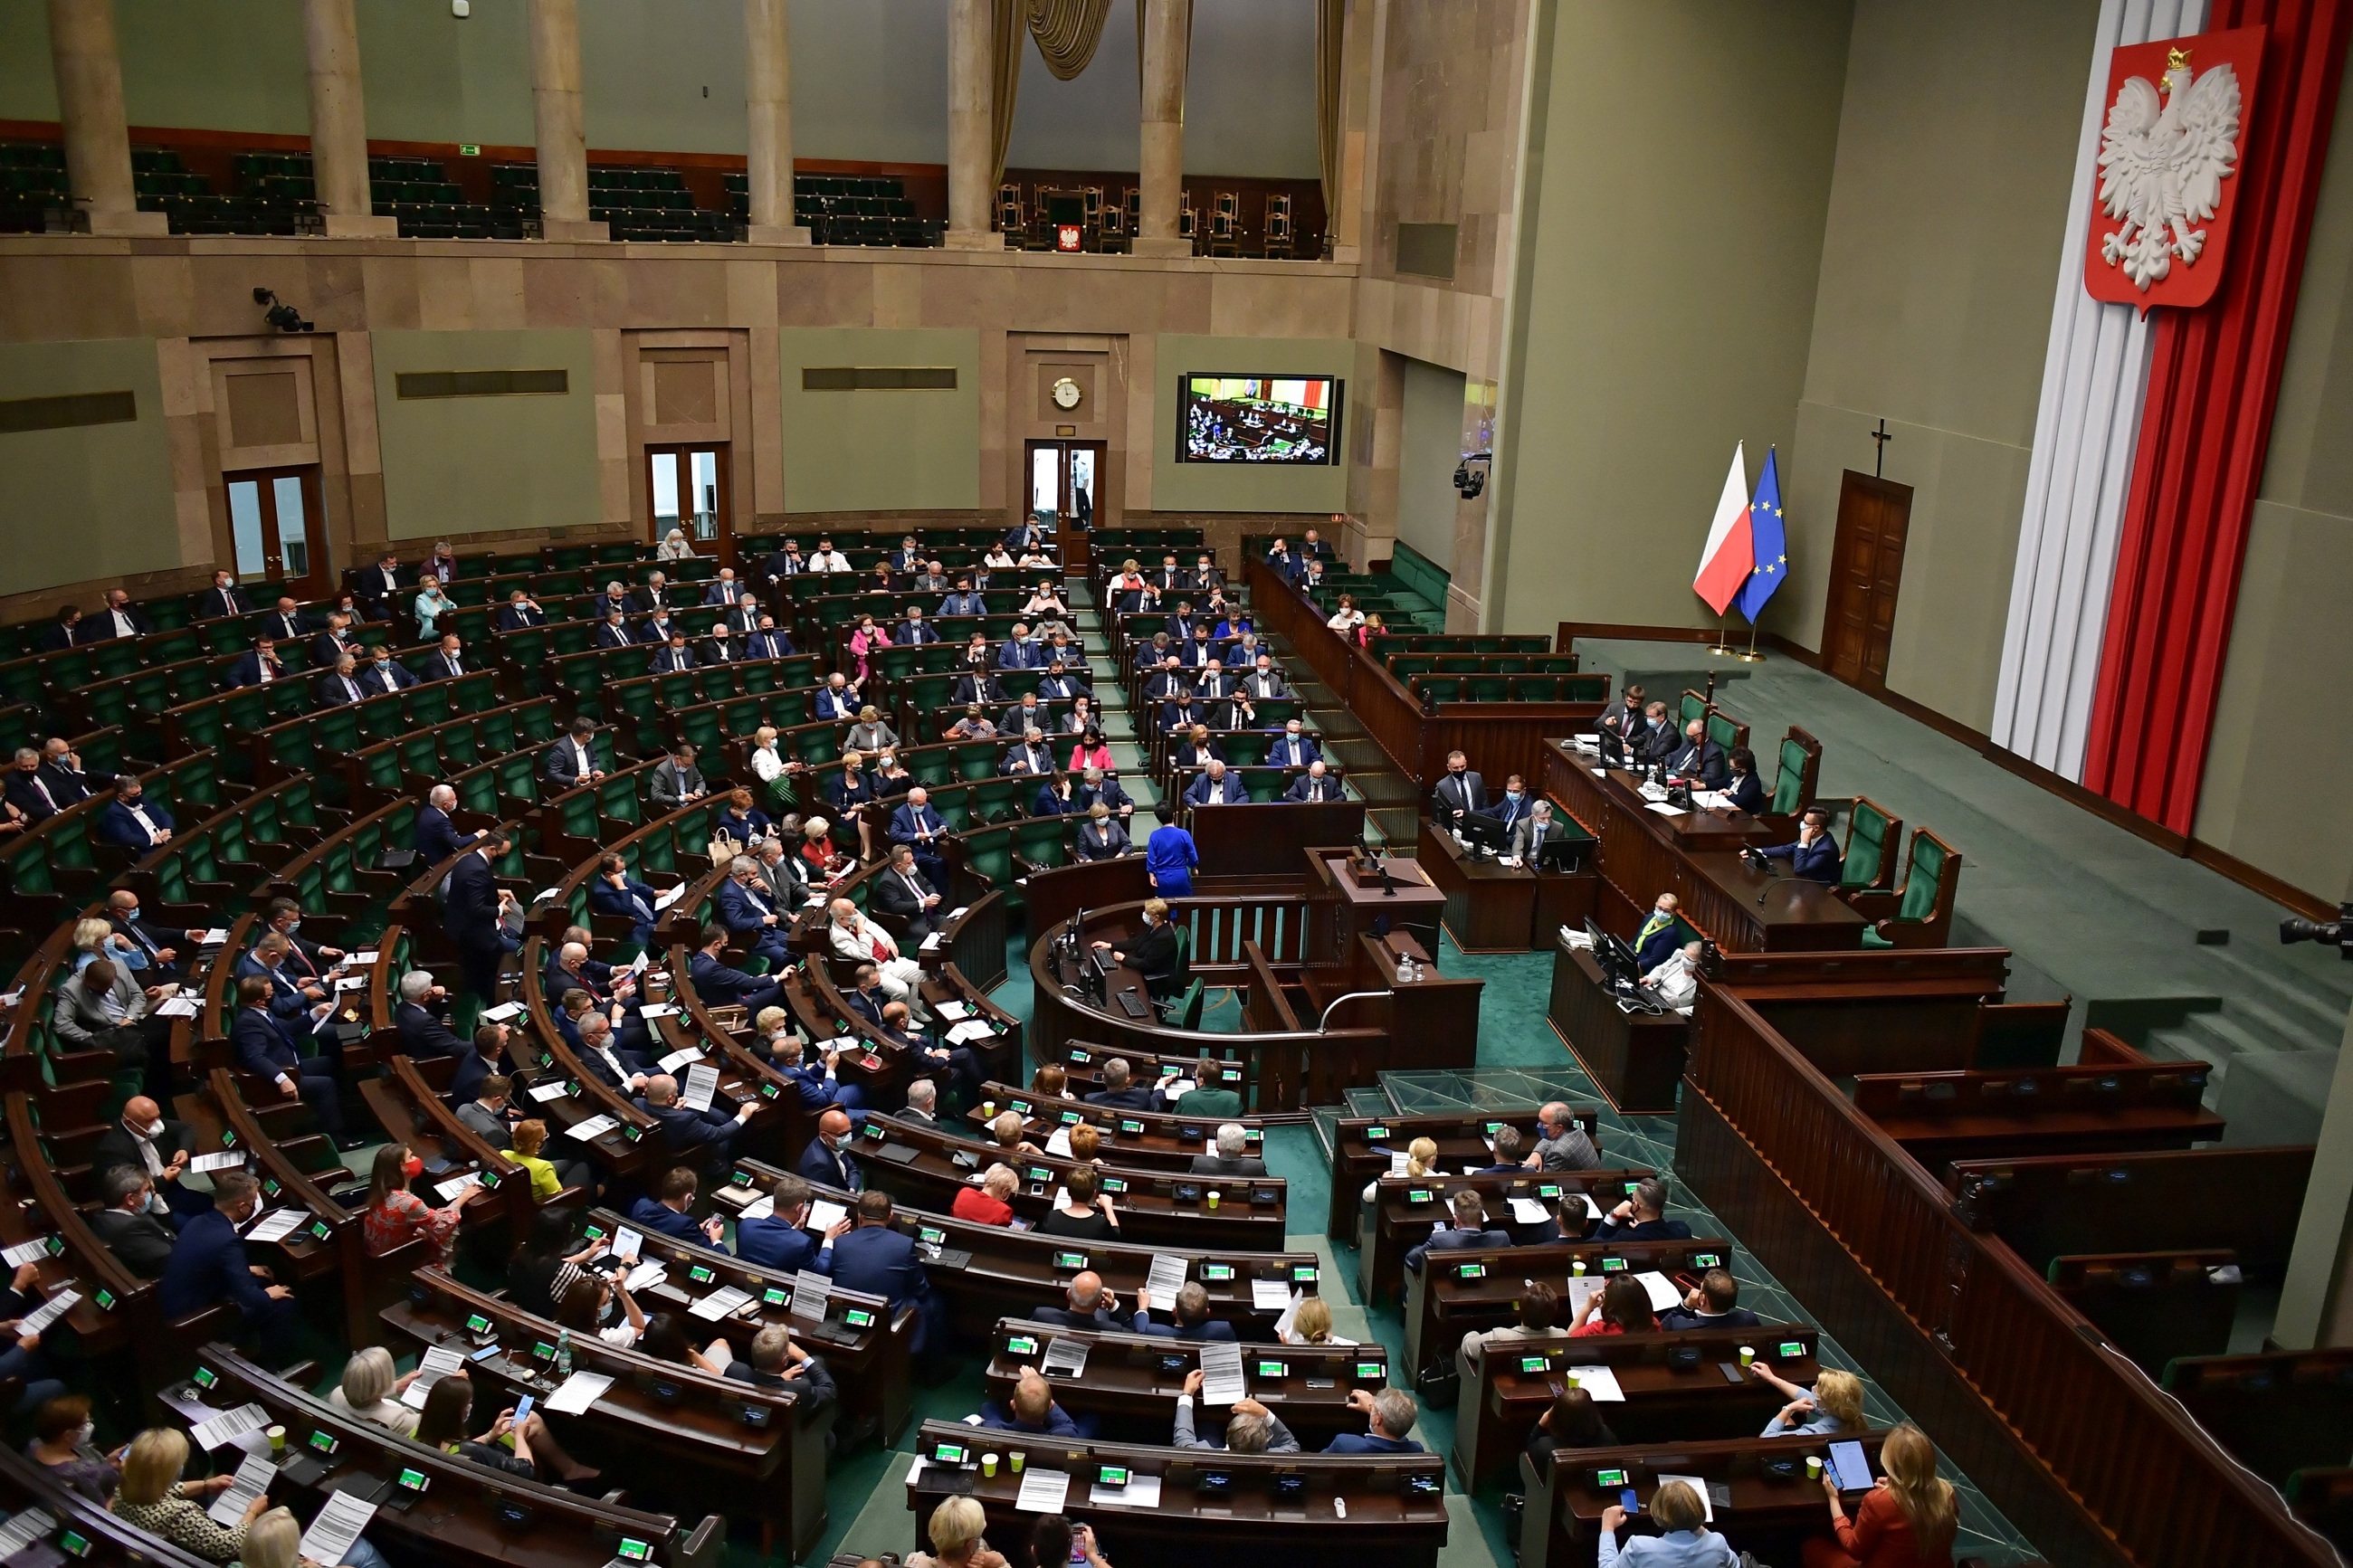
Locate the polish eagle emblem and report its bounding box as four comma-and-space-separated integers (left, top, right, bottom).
2096, 47, 2243, 290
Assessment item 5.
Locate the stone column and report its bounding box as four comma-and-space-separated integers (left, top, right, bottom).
528, 0, 605, 241
944, 0, 996, 249
743, 0, 810, 244
1133, 0, 1192, 257
45, 0, 165, 236
301, 0, 396, 237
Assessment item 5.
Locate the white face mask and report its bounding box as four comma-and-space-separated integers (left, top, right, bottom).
140, 1118, 166, 1138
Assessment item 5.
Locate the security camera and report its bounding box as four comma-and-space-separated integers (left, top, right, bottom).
1453, 451, 1492, 499
252, 287, 314, 333
2281, 904, 2352, 960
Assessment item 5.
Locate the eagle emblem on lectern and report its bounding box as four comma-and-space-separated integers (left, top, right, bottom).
2096, 47, 2243, 291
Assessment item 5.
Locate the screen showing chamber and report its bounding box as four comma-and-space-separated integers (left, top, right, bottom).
1177, 375, 1341, 464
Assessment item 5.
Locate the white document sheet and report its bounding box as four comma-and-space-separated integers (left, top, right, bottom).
17, 1288, 79, 1335
529, 1081, 571, 1103
689, 1286, 755, 1322
681, 1062, 720, 1113
1565, 1364, 1625, 1402
1196, 1342, 1247, 1406
1040, 1337, 1089, 1377
623, 1261, 668, 1294
1146, 1254, 1189, 1301
544, 1371, 614, 1415
1250, 1278, 1291, 1311
298, 1489, 381, 1567
1510, 1198, 1552, 1225
1015, 1468, 1071, 1514
789, 1269, 833, 1321
805, 1199, 848, 1234
479, 1002, 524, 1022
400, 1345, 468, 1408
207, 1451, 281, 1525
564, 1115, 619, 1143
244, 1210, 305, 1244
190, 1403, 268, 1450
1655, 1472, 1712, 1521
190, 1151, 247, 1174
658, 1047, 704, 1073
1, 1240, 49, 1268
434, 1174, 482, 1204
1633, 1270, 1681, 1312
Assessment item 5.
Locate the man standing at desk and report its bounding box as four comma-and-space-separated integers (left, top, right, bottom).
1506, 801, 1562, 865
1431, 751, 1486, 831
1754, 805, 1842, 884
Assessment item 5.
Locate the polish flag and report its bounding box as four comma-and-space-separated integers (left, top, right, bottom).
1692, 442, 1752, 616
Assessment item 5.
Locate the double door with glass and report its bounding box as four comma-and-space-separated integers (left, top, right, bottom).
648, 444, 731, 557
1027, 440, 1103, 527
225, 467, 328, 598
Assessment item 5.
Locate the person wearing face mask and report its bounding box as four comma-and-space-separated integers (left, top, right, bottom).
90, 1166, 178, 1278
1482, 774, 1534, 838
1090, 898, 1183, 1001
1722, 746, 1767, 813
1271, 720, 1319, 770
1753, 804, 1843, 884
159, 1170, 299, 1346
1635, 700, 1680, 765
25, 1394, 122, 1502
359, 643, 418, 695
1634, 893, 1690, 973
1431, 750, 1487, 831
91, 1096, 205, 1221
412, 580, 451, 638
795, 1107, 863, 1192
362, 1143, 486, 1263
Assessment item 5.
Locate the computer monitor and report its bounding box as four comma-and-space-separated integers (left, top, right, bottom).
1459, 812, 1510, 856
1587, 917, 1643, 993
1532, 832, 1586, 875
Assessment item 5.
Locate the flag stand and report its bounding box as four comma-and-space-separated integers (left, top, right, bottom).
1707, 617, 1741, 658
1735, 616, 1767, 663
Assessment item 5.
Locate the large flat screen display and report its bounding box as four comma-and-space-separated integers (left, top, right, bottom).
1177, 375, 1341, 465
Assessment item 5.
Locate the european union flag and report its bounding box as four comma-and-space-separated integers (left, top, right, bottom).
1733, 447, 1786, 623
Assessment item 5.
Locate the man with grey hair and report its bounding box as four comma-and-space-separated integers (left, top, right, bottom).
394, 970, 466, 1060
415, 782, 473, 865
90, 1164, 176, 1278
1189, 1123, 1267, 1178
575, 1011, 650, 1095
899, 1079, 939, 1126
4, 746, 64, 822
1081, 1057, 1165, 1114
1325, 1386, 1423, 1453
317, 651, 366, 708
1523, 1101, 1601, 1173
1174, 1369, 1301, 1453
719, 854, 791, 969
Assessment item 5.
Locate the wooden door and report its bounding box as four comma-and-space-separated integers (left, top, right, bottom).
224, 466, 330, 599
647, 443, 733, 564
1822, 470, 1912, 690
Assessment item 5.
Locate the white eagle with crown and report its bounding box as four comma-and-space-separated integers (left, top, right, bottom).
2097, 45, 2243, 290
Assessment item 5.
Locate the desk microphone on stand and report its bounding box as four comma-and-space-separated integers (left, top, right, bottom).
1742, 851, 1790, 908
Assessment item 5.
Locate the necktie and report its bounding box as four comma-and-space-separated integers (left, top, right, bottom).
31, 777, 55, 812
343, 679, 358, 701
258, 661, 272, 682
446, 656, 461, 677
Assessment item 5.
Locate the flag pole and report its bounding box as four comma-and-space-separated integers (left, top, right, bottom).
1708, 616, 1739, 658
1737, 612, 1766, 663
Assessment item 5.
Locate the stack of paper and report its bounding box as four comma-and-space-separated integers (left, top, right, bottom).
565, 1115, 619, 1143
190, 1151, 247, 1174
1564, 1364, 1625, 1402
946, 1020, 997, 1045
155, 993, 203, 1017
206, 1452, 280, 1525
1633, 1271, 1681, 1313
191, 1403, 269, 1450
681, 1063, 721, 1112
1509, 1198, 1552, 1225
1146, 1253, 1189, 1301
789, 1269, 833, 1322
1655, 1472, 1713, 1521
623, 1260, 668, 1293
17, 1289, 79, 1335
1040, 1338, 1089, 1377
0, 1511, 57, 1559
638, 1003, 681, 1020
545, 1371, 614, 1415
1250, 1278, 1291, 1311
245, 1210, 306, 1245
1015, 1468, 1072, 1514
935, 1000, 971, 1021
401, 1345, 467, 1408
479, 1002, 524, 1023
349, 950, 380, 967
434, 1173, 482, 1204
689, 1285, 755, 1321
738, 1196, 774, 1221
1, 1239, 49, 1268
1197, 1343, 1247, 1405
527, 1081, 571, 1103
658, 1046, 704, 1073
298, 1490, 382, 1566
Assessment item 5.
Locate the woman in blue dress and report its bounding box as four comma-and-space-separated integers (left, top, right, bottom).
1145, 822, 1198, 899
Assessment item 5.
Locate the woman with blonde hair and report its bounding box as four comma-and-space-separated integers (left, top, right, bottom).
1280, 1295, 1354, 1347
1362, 1135, 1441, 1201
110, 1429, 267, 1561
1805, 1421, 1957, 1568
907, 1494, 1005, 1568
328, 1345, 421, 1437
240, 1502, 393, 1568
656, 527, 696, 561
502, 1117, 564, 1201
1596, 1477, 1735, 1565
1757, 1365, 1866, 1438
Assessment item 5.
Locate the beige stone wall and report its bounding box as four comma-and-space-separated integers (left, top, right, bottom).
371, 328, 607, 539
2195, 54, 2353, 902
1777, 0, 2100, 731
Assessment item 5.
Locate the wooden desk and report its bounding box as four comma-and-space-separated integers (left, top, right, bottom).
1322, 1113, 1558, 1240
1519, 1431, 1890, 1568
1356, 1169, 1653, 1307
1453, 1325, 1820, 1491
1192, 799, 1366, 877
981, 1316, 1386, 1448
1546, 746, 1864, 952
907, 1421, 1452, 1568
1306, 847, 1446, 960
971, 1083, 1272, 1174
1417, 817, 1537, 952
1547, 938, 1691, 1115
1401, 1237, 1735, 1377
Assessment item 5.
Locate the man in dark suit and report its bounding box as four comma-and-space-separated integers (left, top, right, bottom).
105, 889, 200, 979
1032, 1271, 1146, 1333
828, 1190, 943, 1357
723, 599, 764, 639
1632, 701, 1680, 765
702, 568, 749, 606
1080, 1057, 1167, 1113
395, 972, 469, 1059
38, 738, 94, 806
795, 1107, 862, 1192
1657, 1268, 1764, 1332
950, 669, 1007, 708
262, 597, 310, 644
737, 1174, 848, 1272
97, 774, 174, 850
1662, 719, 1729, 789
635, 1073, 756, 1168
1592, 1176, 1694, 1243
90, 1096, 208, 1221
159, 1169, 298, 1343
1185, 762, 1248, 807
1754, 806, 1842, 884
872, 846, 942, 942
887, 788, 949, 889
646, 632, 697, 673
1431, 751, 1486, 831
811, 674, 860, 722
1135, 1281, 1238, 1343
841, 966, 889, 1031
1403, 1190, 1513, 1272
1188, 1125, 1268, 1177
594, 607, 634, 648
315, 653, 367, 707
414, 633, 471, 683
1507, 801, 1567, 864
627, 1167, 728, 1246
311, 613, 357, 668
630, 573, 672, 616
590, 852, 662, 950
714, 860, 792, 969
358, 553, 405, 613
5, 747, 69, 823
996, 625, 1044, 670
443, 831, 512, 1006
896, 605, 938, 645
686, 923, 787, 1014
224, 638, 286, 689
90, 588, 153, 641
1286, 762, 1342, 803
229, 977, 345, 1137
359, 645, 418, 695
496, 591, 547, 631
203, 570, 252, 620
90, 1165, 178, 1278
1269, 722, 1320, 771
543, 717, 604, 790
448, 1024, 511, 1107
414, 784, 472, 864
744, 615, 795, 660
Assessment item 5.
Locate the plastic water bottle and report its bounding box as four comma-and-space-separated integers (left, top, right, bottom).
554, 1328, 572, 1381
